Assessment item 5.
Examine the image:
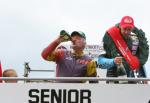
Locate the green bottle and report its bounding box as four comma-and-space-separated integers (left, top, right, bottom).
60, 30, 71, 41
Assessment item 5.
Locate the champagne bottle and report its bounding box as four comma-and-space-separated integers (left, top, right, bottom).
60, 30, 71, 41
117, 63, 127, 76
116, 54, 127, 76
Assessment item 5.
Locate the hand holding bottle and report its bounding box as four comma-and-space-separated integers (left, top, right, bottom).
114, 56, 123, 65
59, 30, 71, 42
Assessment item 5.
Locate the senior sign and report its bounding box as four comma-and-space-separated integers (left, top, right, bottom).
0, 83, 150, 103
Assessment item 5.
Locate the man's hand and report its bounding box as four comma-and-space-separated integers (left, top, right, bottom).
114, 57, 123, 65
59, 30, 71, 42
55, 30, 70, 44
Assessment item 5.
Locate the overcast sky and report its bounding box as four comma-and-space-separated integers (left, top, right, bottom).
0, 0, 150, 77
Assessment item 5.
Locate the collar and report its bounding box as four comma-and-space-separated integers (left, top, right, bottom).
72, 51, 84, 58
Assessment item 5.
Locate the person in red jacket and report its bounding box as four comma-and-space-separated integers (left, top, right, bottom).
41, 30, 97, 83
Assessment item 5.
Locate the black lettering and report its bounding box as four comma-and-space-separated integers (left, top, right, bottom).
28, 89, 39, 103
68, 89, 78, 103
41, 89, 49, 103
63, 89, 66, 103
51, 89, 62, 103
80, 90, 91, 103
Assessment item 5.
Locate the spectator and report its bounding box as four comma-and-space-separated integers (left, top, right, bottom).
3, 69, 18, 83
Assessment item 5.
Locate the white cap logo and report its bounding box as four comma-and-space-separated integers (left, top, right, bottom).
124, 18, 132, 23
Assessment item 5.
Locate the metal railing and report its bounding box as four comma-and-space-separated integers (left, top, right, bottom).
1, 77, 150, 82
24, 62, 55, 77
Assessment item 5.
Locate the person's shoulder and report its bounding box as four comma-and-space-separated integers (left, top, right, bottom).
132, 27, 148, 41
132, 27, 145, 35
107, 25, 119, 33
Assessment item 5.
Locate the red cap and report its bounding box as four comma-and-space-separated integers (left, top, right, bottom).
120, 16, 134, 29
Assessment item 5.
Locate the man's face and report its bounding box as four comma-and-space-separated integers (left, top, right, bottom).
71, 35, 86, 51
120, 27, 132, 36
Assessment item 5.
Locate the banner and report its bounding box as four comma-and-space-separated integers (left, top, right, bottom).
0, 83, 150, 103
61, 44, 104, 58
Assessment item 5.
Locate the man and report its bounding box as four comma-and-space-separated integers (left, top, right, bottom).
3, 69, 18, 83
41, 30, 97, 83
99, 16, 149, 83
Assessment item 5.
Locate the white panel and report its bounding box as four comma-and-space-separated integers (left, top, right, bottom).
0, 83, 150, 103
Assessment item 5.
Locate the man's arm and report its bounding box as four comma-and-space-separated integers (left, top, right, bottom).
86, 60, 98, 83
41, 33, 68, 61
133, 28, 149, 65
98, 55, 115, 69
41, 39, 60, 61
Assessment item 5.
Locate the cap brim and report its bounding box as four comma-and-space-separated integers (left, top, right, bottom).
121, 24, 134, 29
71, 31, 85, 39
71, 31, 79, 36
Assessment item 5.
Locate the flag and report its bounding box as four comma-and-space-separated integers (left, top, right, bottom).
0, 61, 3, 82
